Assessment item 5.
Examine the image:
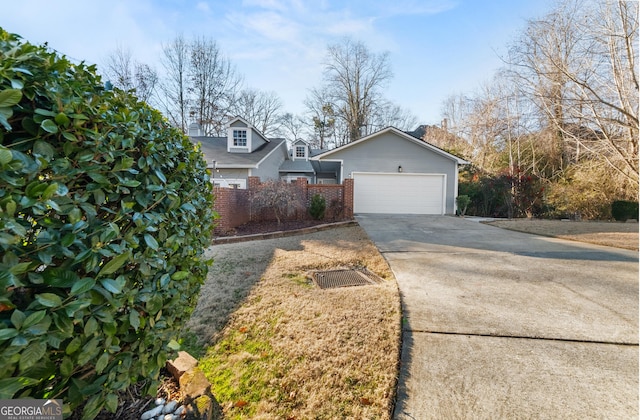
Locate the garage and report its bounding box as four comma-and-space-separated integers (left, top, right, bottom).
312, 127, 468, 215
353, 172, 446, 214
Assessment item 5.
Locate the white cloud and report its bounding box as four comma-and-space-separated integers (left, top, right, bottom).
242, 0, 287, 12
1, 0, 466, 118
2, 0, 166, 68
196, 2, 211, 13
324, 16, 376, 37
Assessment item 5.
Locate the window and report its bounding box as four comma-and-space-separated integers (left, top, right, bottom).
233, 129, 247, 147
295, 145, 306, 158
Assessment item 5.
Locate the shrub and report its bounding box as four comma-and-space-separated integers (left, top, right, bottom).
611, 200, 639, 222
327, 198, 344, 221
309, 194, 326, 220
456, 195, 470, 216
0, 29, 214, 418
250, 180, 303, 225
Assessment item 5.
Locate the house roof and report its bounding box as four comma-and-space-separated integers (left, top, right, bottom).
310, 148, 328, 157
189, 136, 286, 168
311, 126, 469, 165
312, 160, 340, 175
228, 116, 270, 143
279, 159, 315, 173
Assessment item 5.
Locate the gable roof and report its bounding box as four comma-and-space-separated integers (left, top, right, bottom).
227, 116, 270, 144
190, 136, 286, 168
311, 126, 469, 165
279, 159, 315, 173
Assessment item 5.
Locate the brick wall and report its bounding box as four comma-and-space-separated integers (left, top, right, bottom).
213, 177, 354, 234
212, 186, 251, 234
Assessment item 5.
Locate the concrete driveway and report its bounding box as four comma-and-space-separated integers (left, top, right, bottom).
356, 215, 638, 419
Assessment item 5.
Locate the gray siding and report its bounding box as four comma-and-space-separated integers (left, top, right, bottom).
251, 141, 288, 181
211, 168, 250, 188
318, 132, 459, 214
229, 120, 248, 128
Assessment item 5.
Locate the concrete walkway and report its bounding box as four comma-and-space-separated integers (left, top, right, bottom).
356, 215, 638, 419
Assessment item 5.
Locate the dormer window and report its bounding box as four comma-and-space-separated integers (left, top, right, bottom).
233, 129, 247, 147
295, 145, 306, 158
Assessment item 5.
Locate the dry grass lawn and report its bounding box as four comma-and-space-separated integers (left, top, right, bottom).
186, 225, 400, 419
485, 219, 638, 250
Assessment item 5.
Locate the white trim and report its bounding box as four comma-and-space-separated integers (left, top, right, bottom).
314, 159, 343, 182
294, 145, 307, 160
215, 140, 288, 169
311, 126, 469, 165
227, 127, 251, 153
453, 163, 459, 214
317, 178, 338, 185
227, 116, 253, 128
227, 116, 271, 144
281, 175, 312, 183
212, 178, 247, 189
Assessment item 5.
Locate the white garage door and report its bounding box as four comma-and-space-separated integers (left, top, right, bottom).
353, 172, 445, 214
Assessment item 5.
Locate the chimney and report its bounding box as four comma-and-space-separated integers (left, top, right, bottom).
188, 122, 203, 137
441, 118, 448, 132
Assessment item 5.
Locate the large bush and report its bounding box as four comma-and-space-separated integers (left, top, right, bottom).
0, 30, 214, 418
611, 200, 639, 222
250, 180, 304, 225
458, 165, 544, 218
543, 165, 632, 220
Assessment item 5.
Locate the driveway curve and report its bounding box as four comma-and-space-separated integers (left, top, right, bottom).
356, 215, 638, 419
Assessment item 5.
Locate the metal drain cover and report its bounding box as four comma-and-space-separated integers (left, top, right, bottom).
312, 269, 379, 289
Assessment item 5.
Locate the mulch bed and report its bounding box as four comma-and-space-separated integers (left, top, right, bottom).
217, 219, 331, 237
70, 370, 181, 420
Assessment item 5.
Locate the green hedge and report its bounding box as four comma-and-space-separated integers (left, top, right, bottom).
611, 200, 639, 222
309, 194, 326, 220
0, 29, 214, 418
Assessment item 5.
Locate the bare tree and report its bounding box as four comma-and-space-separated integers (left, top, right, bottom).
104, 46, 134, 90
132, 63, 158, 104
104, 46, 158, 103
278, 113, 308, 147
440, 0, 638, 219
304, 87, 338, 148
188, 36, 243, 136
509, 0, 639, 188
232, 89, 283, 136
322, 38, 393, 143
250, 180, 304, 225
159, 34, 190, 133
369, 100, 418, 132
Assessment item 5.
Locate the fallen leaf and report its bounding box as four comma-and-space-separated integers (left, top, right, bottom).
234, 400, 248, 408
239, 327, 248, 333
360, 397, 372, 405
0, 303, 14, 312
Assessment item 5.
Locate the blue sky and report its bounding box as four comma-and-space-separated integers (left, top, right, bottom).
3, 0, 552, 125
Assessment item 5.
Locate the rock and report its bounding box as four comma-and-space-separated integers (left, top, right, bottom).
179, 367, 211, 400
140, 404, 163, 420
184, 395, 213, 420
167, 351, 199, 381
155, 398, 166, 406
162, 415, 177, 420
163, 400, 178, 414
173, 406, 185, 417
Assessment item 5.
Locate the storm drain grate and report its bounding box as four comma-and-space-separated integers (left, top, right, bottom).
311, 269, 380, 289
